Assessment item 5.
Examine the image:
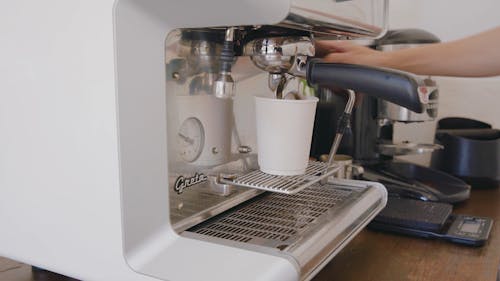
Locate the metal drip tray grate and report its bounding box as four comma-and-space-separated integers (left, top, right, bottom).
188, 184, 355, 248
220, 161, 340, 194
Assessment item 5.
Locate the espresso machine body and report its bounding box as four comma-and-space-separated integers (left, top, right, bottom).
0, 1, 396, 280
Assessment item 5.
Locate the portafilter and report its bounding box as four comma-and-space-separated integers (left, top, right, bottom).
243, 35, 433, 168
243, 36, 431, 114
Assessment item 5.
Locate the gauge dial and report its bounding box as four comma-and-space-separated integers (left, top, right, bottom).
178, 117, 204, 162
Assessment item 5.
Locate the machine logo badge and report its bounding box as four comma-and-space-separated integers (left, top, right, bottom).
174, 173, 208, 194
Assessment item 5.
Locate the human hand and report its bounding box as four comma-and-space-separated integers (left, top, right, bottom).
315, 40, 388, 68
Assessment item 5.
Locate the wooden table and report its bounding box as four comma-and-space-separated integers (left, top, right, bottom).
2, 187, 499, 281
314, 186, 500, 281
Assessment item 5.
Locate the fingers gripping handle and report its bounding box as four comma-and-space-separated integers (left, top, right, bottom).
306, 60, 427, 113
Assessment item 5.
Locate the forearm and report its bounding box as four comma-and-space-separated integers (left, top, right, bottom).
381, 27, 500, 77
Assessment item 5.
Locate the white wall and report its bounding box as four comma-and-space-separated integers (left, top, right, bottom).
390, 0, 500, 128
389, 0, 500, 165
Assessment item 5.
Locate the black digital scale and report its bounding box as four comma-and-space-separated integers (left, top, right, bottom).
369, 197, 493, 246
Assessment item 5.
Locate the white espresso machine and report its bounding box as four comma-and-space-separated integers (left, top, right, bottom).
0, 1, 433, 280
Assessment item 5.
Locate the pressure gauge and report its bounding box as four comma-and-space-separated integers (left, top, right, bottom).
178, 117, 205, 162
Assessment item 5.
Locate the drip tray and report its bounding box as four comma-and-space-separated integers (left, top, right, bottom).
184, 180, 386, 280
188, 184, 354, 248
220, 161, 340, 194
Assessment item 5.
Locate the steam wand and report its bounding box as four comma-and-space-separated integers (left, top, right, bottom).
324, 89, 356, 177
327, 89, 355, 165
214, 27, 236, 99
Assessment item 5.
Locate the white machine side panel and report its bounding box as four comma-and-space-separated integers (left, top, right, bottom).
0, 0, 298, 281
0, 0, 139, 280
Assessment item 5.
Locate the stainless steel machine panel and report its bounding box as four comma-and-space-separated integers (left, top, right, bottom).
281, 0, 388, 38
189, 185, 357, 247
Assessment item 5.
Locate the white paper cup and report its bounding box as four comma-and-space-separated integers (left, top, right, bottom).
255, 96, 319, 175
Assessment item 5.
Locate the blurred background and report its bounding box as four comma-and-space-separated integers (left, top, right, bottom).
389, 0, 500, 165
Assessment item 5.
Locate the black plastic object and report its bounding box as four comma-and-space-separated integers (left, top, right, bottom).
431, 117, 500, 188
370, 214, 493, 247
363, 161, 471, 203
375, 28, 441, 45
306, 60, 424, 113
437, 117, 491, 130
373, 197, 452, 231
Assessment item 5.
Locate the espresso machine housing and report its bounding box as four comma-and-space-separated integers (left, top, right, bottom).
0, 1, 434, 281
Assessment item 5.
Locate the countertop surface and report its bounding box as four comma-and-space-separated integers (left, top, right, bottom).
313, 185, 500, 281
2, 186, 500, 281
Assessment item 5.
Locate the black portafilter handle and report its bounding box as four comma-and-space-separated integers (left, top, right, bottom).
306, 59, 427, 113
